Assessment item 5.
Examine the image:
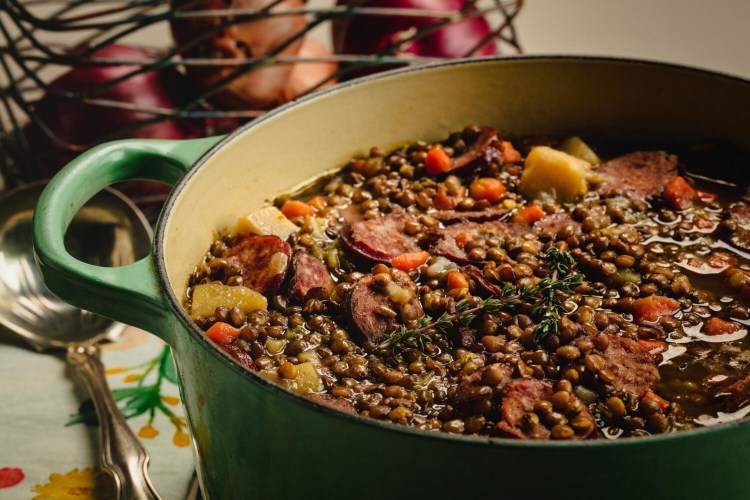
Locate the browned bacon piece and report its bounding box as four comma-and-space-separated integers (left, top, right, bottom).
341, 213, 421, 263
289, 251, 335, 301
224, 234, 291, 296
596, 151, 678, 200
600, 334, 660, 398
463, 265, 505, 297
450, 127, 503, 175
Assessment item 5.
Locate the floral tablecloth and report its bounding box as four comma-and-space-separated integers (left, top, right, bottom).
0, 327, 195, 499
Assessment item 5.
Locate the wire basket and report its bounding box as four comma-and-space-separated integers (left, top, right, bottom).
0, 0, 523, 197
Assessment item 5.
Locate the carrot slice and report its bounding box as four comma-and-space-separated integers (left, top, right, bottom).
703, 317, 741, 336
425, 147, 453, 176
470, 177, 506, 202
455, 232, 472, 248
663, 176, 696, 210
281, 200, 315, 219
633, 296, 680, 324
513, 205, 545, 224
206, 322, 241, 344
391, 251, 430, 271
447, 271, 469, 290
433, 185, 463, 210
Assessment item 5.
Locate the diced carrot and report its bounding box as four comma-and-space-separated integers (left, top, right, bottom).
513, 205, 545, 224
632, 295, 680, 324
703, 317, 741, 336
425, 147, 453, 176
469, 177, 506, 202
433, 185, 463, 210
636, 339, 668, 354
391, 251, 430, 271
307, 195, 326, 212
281, 200, 315, 219
663, 176, 696, 210
697, 190, 718, 203
501, 140, 521, 164
455, 232, 472, 248
447, 271, 469, 290
206, 322, 241, 344
641, 389, 670, 413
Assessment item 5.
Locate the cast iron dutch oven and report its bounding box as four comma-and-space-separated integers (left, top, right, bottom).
33, 57, 750, 499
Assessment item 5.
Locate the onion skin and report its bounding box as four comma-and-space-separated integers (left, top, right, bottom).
281, 38, 339, 102
170, 0, 307, 110
332, 0, 497, 78
30, 44, 199, 145
24, 44, 212, 180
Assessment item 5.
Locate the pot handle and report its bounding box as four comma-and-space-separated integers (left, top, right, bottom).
33, 137, 223, 342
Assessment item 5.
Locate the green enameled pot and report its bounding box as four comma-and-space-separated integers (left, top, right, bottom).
34, 57, 750, 499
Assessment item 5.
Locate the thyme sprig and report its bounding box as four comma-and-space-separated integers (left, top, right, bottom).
532, 247, 583, 340
378, 246, 582, 351
378, 297, 508, 351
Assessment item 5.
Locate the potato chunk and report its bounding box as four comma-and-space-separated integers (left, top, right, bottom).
190, 283, 267, 319
231, 206, 299, 240
559, 136, 601, 165
260, 362, 324, 395
519, 146, 593, 202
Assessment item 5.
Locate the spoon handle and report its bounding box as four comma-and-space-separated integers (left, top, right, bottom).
67, 343, 163, 500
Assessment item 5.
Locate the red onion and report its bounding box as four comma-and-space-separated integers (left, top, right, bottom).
27, 44, 202, 152
332, 0, 497, 73
170, 0, 307, 110
24, 44, 223, 197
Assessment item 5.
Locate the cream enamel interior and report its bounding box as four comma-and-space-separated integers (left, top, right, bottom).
162, 57, 750, 304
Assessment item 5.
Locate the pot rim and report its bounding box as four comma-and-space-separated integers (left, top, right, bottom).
154, 54, 750, 448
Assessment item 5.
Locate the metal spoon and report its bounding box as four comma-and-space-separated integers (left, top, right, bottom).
0, 182, 162, 500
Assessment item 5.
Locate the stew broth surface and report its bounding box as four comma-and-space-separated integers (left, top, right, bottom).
185, 126, 750, 440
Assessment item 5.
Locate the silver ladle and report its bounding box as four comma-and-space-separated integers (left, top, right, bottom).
0, 182, 161, 500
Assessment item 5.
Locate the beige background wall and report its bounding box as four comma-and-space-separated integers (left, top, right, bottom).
517, 0, 750, 78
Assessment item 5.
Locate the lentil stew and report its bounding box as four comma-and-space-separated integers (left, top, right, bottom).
184, 126, 750, 441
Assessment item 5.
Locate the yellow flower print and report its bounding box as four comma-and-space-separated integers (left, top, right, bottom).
103, 367, 127, 375
138, 424, 160, 439
32, 468, 113, 500
68, 347, 188, 448
162, 395, 180, 406
173, 430, 190, 447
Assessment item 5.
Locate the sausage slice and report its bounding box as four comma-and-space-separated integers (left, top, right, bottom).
341, 213, 421, 263
224, 234, 291, 296
596, 151, 678, 200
